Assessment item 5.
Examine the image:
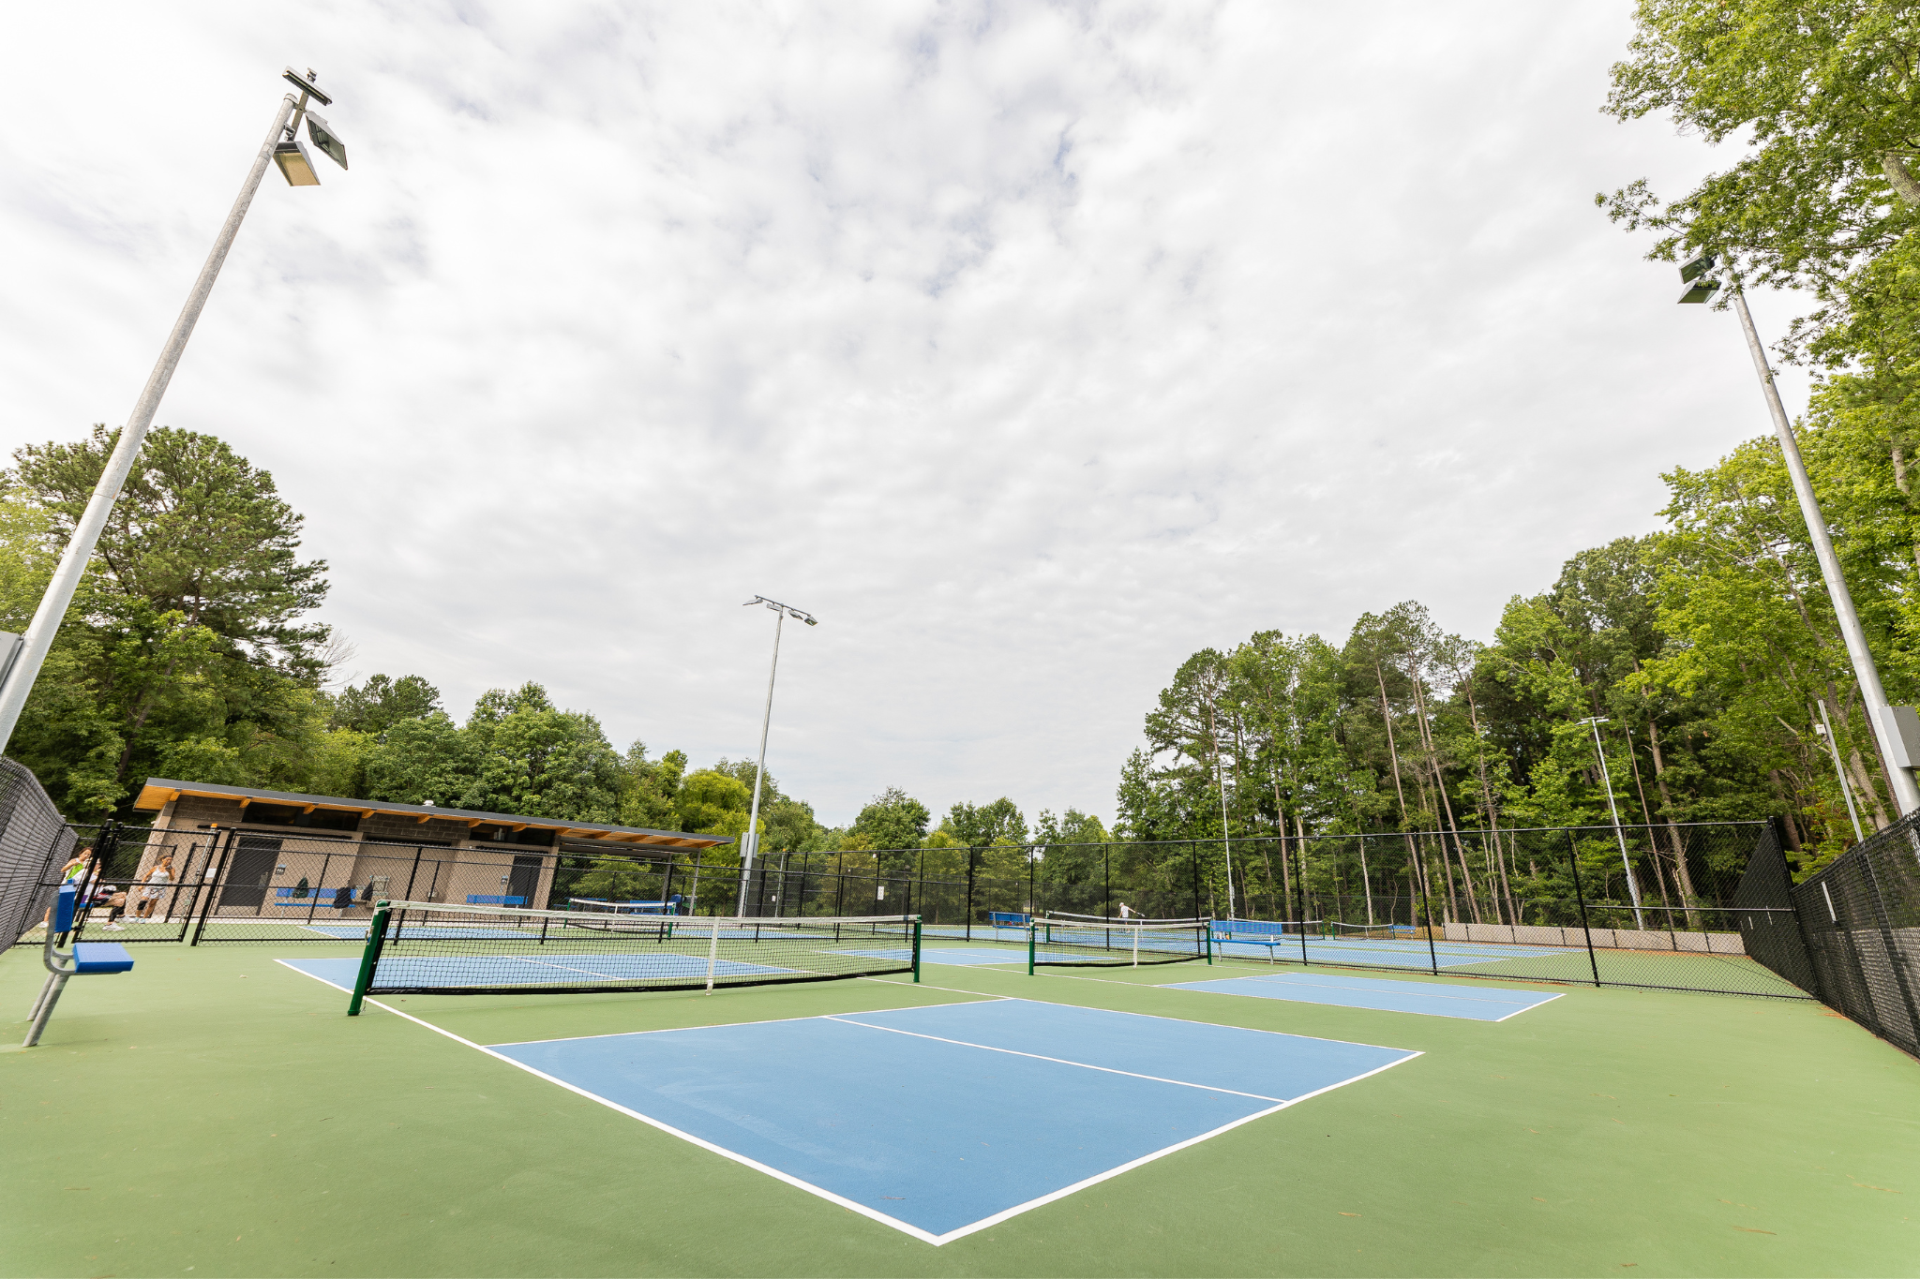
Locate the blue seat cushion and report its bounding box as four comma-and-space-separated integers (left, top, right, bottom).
71, 942, 135, 975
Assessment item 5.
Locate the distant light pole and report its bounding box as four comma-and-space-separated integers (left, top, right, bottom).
736, 596, 817, 917
1201, 685, 1236, 920
1678, 256, 1920, 817
1815, 701, 1866, 843
0, 68, 349, 752
1578, 716, 1645, 929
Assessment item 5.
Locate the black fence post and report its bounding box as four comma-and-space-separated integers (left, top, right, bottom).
401, 845, 426, 903
1104, 846, 1112, 920
190, 829, 237, 946
1416, 838, 1439, 975
1566, 830, 1602, 987
1190, 842, 1200, 922
965, 848, 976, 941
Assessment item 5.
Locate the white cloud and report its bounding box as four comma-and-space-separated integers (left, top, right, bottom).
0, 2, 1805, 826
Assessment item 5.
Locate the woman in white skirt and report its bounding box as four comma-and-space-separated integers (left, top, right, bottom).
134, 853, 175, 921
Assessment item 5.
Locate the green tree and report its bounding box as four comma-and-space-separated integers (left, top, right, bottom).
1601, 0, 1920, 305
331, 675, 443, 734
617, 742, 686, 830
460, 683, 623, 820
1, 427, 340, 815
677, 769, 754, 839
853, 787, 931, 850
942, 797, 1027, 847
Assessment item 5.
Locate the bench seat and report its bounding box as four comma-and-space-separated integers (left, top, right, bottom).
71, 942, 135, 975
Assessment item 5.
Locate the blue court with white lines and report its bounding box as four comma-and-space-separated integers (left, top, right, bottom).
1212, 935, 1578, 968
481, 998, 1417, 1243
1171, 971, 1561, 1021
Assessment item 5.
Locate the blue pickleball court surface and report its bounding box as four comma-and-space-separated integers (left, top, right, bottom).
484, 998, 1417, 1243
1212, 936, 1579, 968
1171, 971, 1561, 1021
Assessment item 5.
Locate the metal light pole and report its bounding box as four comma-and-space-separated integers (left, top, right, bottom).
1815, 701, 1866, 843
1579, 716, 1645, 929
0, 69, 349, 753
1679, 258, 1920, 817
735, 596, 817, 917
1201, 685, 1235, 920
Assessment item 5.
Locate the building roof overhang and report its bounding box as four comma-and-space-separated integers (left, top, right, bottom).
132, 778, 731, 849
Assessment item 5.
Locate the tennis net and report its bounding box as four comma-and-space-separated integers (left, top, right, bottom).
346, 901, 920, 1010
1327, 921, 1417, 943
566, 896, 684, 922
1027, 913, 1212, 970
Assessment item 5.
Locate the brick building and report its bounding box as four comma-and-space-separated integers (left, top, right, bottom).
126, 778, 731, 922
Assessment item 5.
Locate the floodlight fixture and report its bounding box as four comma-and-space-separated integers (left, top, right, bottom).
1676, 252, 1720, 303
273, 140, 321, 186
306, 112, 349, 169
0, 66, 352, 752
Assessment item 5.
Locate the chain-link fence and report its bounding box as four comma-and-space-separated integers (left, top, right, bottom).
1789, 810, 1920, 1058
20, 806, 1913, 1017
0, 759, 77, 959
725, 823, 1804, 999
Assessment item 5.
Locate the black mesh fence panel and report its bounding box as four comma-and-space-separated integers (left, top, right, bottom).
0, 758, 76, 957
1794, 813, 1920, 1058
1730, 823, 1820, 995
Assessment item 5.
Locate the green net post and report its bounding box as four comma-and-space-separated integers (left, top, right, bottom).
912, 918, 922, 983
1028, 921, 1036, 975
1206, 922, 1213, 966
347, 903, 392, 1017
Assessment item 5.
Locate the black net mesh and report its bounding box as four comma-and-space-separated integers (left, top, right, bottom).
0, 759, 76, 958
1794, 814, 1920, 1058
359, 901, 919, 995
1030, 915, 1209, 967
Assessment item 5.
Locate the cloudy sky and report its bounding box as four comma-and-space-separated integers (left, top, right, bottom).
0, 3, 1807, 828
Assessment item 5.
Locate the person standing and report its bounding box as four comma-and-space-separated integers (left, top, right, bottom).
134, 853, 176, 921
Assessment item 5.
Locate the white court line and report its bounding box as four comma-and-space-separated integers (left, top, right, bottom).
1230, 973, 1556, 1006
822, 1015, 1291, 1103
931, 1051, 1419, 1245
274, 960, 1420, 1246
858, 975, 1018, 1000
864, 979, 1417, 1053
487, 1000, 990, 1048
1174, 976, 1567, 1023
272, 961, 945, 1245
1206, 957, 1576, 991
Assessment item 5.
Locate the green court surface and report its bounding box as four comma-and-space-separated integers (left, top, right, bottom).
1, 941, 1915, 1277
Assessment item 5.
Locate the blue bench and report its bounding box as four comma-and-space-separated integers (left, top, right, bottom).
25, 883, 134, 1047
466, 894, 527, 907
1211, 921, 1294, 952
987, 912, 1031, 928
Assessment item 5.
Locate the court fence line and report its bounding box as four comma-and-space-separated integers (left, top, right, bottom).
0, 759, 76, 960
1785, 808, 1920, 1058
7, 802, 1917, 1051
